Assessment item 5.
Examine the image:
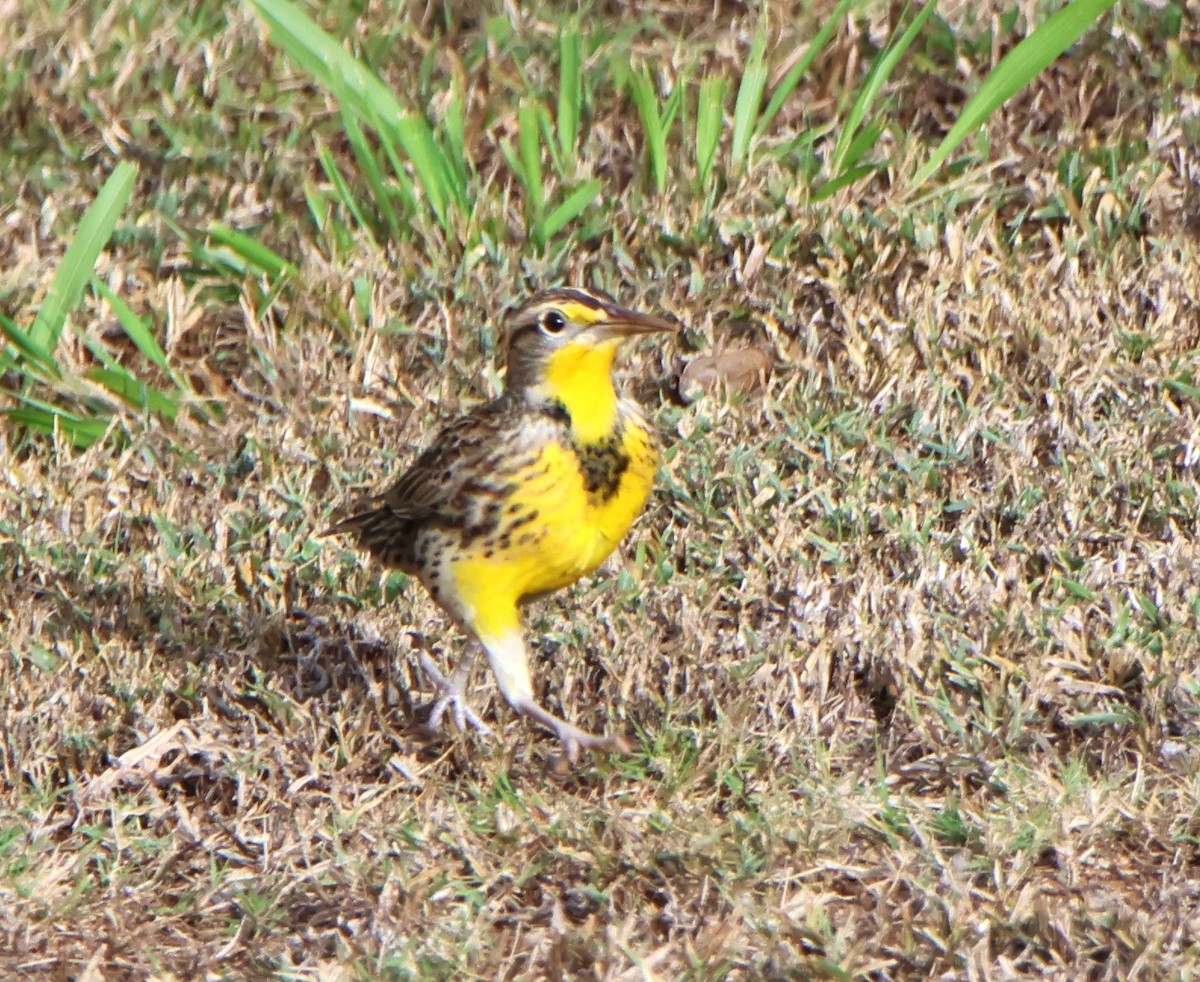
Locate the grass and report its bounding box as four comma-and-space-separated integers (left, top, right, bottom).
3, 0, 1200, 977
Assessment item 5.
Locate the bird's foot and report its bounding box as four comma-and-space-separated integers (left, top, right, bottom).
419, 653, 494, 739
518, 700, 631, 765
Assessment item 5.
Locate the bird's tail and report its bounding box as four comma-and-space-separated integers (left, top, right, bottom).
319, 506, 387, 539
320, 506, 415, 569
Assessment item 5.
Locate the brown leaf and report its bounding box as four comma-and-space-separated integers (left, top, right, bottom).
676, 346, 774, 403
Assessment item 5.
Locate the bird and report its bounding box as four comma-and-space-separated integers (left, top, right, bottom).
323, 287, 677, 762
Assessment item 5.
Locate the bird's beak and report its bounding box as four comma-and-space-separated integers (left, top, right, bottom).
587, 304, 678, 343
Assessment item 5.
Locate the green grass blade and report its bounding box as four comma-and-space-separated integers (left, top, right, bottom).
86, 284, 214, 423
443, 84, 470, 192
756, 0, 858, 137
517, 97, 545, 241
811, 163, 881, 201
696, 76, 726, 188
499, 139, 521, 186
369, 133, 422, 221
1, 405, 111, 448
303, 180, 329, 232
542, 179, 602, 240
73, 315, 172, 397
247, 0, 462, 229
29, 160, 137, 352
557, 25, 583, 164
316, 141, 378, 245
85, 367, 180, 420
661, 77, 684, 135
911, 0, 1120, 188
1166, 377, 1200, 401
537, 99, 566, 180
765, 117, 834, 162
90, 280, 173, 377
730, 23, 768, 169
630, 71, 667, 194
0, 313, 63, 377
0, 312, 22, 374
837, 118, 886, 173
246, 0, 348, 97
391, 112, 457, 223
342, 109, 402, 241
207, 223, 299, 280
830, 0, 937, 176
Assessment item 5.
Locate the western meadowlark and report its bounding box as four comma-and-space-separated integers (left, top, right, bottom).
324, 287, 677, 761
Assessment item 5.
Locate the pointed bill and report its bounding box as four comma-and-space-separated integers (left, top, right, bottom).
587, 303, 678, 342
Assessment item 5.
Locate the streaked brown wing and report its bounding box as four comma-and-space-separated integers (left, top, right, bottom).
323, 398, 522, 538
375, 410, 505, 520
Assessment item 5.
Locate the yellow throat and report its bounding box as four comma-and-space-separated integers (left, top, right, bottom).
535, 338, 624, 445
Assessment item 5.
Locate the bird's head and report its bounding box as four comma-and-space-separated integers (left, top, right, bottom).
502, 288, 676, 406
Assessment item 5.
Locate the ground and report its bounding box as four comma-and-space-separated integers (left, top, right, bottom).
2, 0, 1200, 978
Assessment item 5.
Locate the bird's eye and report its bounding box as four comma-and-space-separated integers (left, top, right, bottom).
540, 310, 567, 335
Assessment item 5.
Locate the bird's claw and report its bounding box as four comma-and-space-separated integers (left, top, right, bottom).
554, 725, 631, 767
419, 653, 494, 739
517, 700, 631, 766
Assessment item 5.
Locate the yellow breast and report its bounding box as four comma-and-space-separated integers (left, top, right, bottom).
580, 419, 657, 569
450, 413, 658, 638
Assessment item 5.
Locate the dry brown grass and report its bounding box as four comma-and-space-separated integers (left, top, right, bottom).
3, 0, 1200, 978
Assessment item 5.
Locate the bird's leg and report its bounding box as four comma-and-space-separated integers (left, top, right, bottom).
420, 644, 494, 738
512, 698, 631, 765
481, 629, 629, 764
